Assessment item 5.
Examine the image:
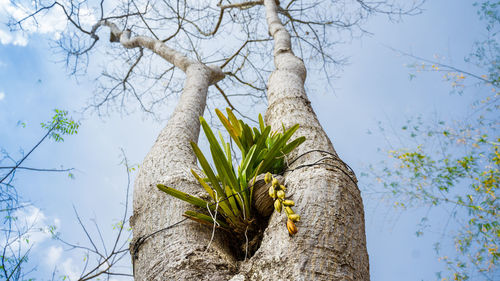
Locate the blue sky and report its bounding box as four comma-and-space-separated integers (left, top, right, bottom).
0, 0, 494, 280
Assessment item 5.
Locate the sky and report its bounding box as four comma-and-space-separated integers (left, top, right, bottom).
0, 0, 495, 280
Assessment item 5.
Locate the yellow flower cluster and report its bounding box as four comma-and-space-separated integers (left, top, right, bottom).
265, 172, 300, 235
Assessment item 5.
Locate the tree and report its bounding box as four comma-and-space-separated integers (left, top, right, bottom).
1, 111, 133, 280
366, 1, 499, 280
0, 110, 78, 280
6, 0, 424, 279
131, 1, 371, 279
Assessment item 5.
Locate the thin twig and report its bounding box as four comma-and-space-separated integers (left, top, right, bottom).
0, 121, 60, 184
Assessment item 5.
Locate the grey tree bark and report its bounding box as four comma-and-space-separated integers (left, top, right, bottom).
234, 1, 370, 280
125, 34, 236, 279
131, 63, 237, 280
130, 1, 369, 280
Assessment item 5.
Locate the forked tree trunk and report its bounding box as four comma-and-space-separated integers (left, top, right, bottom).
131, 1, 369, 279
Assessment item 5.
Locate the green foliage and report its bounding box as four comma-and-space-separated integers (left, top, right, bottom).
370, 75, 499, 277
40, 109, 80, 142
373, 119, 498, 278
367, 2, 499, 279
469, 1, 500, 87
158, 108, 305, 234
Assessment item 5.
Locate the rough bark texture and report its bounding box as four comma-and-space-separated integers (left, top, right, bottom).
131, 62, 235, 280
130, 1, 369, 279
234, 0, 371, 280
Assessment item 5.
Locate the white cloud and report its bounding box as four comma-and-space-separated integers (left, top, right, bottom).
0, 92, 5, 101
0, 28, 28, 46
0, 0, 28, 20
46, 246, 63, 266
21, 206, 47, 225
14, 206, 51, 251
0, 0, 95, 46
54, 217, 61, 228
0, 0, 66, 44
61, 258, 80, 280
0, 206, 61, 254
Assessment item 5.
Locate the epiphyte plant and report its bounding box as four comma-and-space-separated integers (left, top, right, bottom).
157, 108, 305, 236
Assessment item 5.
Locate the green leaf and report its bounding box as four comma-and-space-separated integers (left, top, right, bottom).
41, 109, 80, 142
183, 210, 230, 230
226, 108, 242, 136
259, 113, 265, 132
157, 184, 214, 210
200, 116, 231, 172
248, 160, 264, 205
240, 145, 257, 180
191, 169, 216, 200
238, 121, 255, 154
253, 126, 271, 160
210, 143, 238, 189
218, 131, 233, 167
224, 185, 242, 217
260, 124, 301, 172
281, 136, 306, 155
191, 170, 236, 220
216, 108, 243, 151
253, 127, 261, 143
190, 141, 224, 196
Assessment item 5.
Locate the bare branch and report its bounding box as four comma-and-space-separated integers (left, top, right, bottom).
0, 167, 73, 173
1, 121, 61, 184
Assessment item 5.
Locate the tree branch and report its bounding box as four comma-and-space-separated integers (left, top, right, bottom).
0, 121, 60, 184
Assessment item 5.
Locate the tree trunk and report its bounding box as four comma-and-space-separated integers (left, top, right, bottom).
130, 1, 369, 279
234, 1, 370, 280
131, 63, 236, 280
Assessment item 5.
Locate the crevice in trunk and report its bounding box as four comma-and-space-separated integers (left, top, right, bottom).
231, 173, 285, 260
196, 172, 280, 261
235, 214, 271, 261
191, 213, 270, 262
